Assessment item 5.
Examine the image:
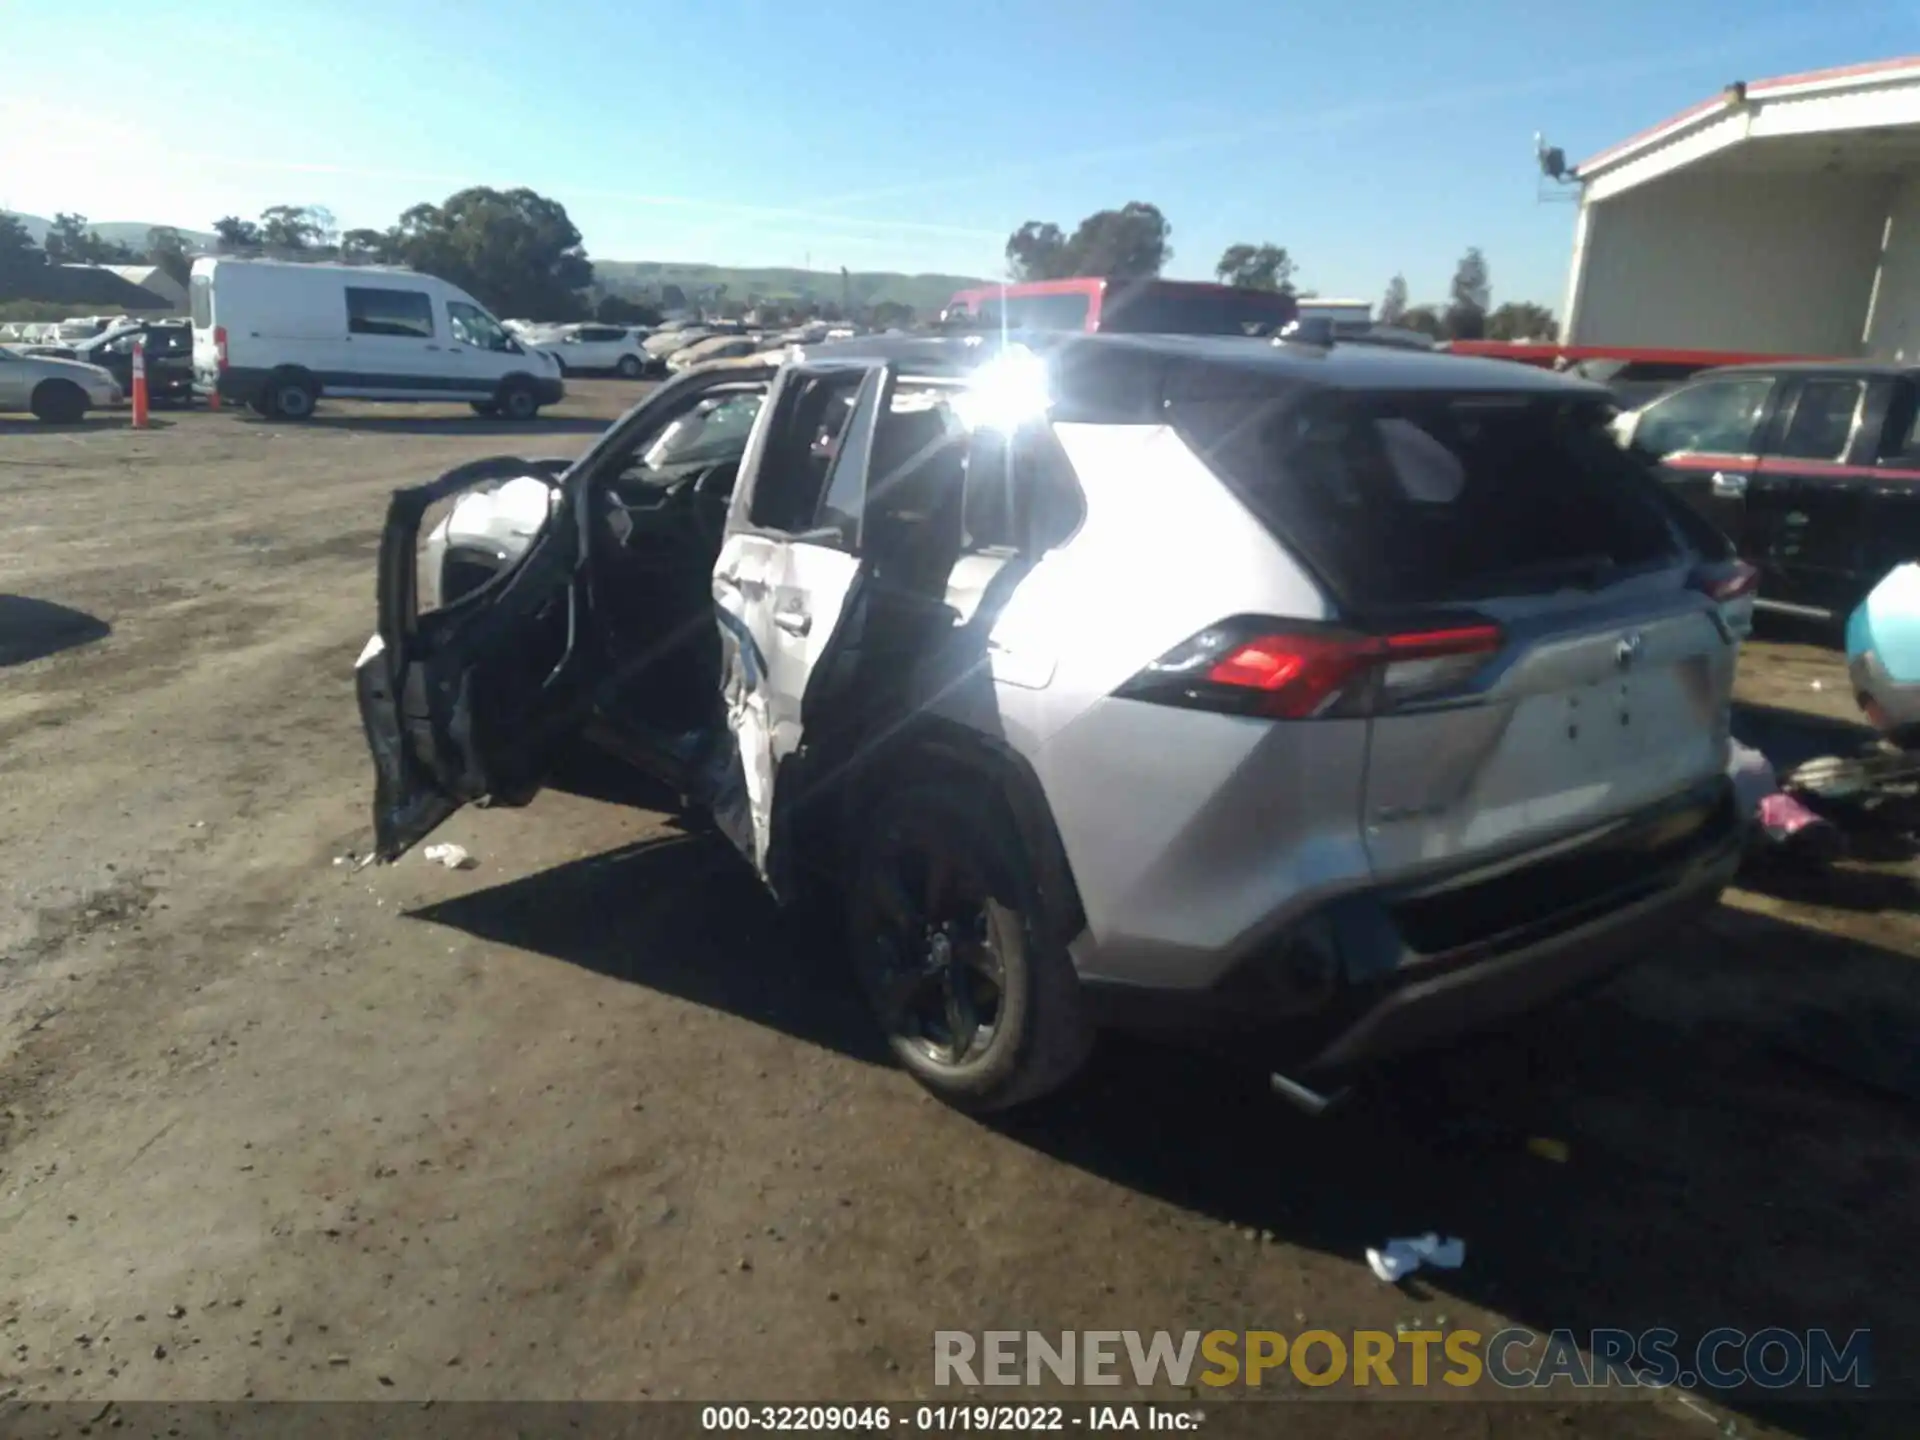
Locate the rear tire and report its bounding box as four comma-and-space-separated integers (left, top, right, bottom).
267, 370, 317, 420
498, 380, 539, 422
616, 353, 643, 379
847, 779, 1092, 1112
29, 380, 87, 424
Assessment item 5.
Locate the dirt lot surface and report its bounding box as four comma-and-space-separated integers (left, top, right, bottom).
2, 385, 1915, 1438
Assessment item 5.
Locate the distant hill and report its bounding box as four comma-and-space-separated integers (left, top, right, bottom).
3, 212, 985, 315
594, 261, 985, 316
5, 212, 219, 249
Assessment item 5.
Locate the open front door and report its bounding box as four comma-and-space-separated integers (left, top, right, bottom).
356, 453, 594, 860
709, 359, 893, 882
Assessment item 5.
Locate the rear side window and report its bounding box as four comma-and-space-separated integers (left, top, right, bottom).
1175, 391, 1691, 609
189, 275, 212, 328
1773, 378, 1865, 462
346, 286, 435, 339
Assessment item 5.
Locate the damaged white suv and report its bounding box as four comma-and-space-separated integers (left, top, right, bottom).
358, 333, 1748, 1111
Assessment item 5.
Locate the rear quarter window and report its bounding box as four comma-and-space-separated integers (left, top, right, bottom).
1174, 390, 1695, 610
190, 275, 213, 329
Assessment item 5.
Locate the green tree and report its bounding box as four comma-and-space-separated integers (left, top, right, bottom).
870, 300, 915, 330
385, 187, 594, 319
258, 204, 328, 252
1065, 202, 1171, 279
1379, 273, 1408, 326
594, 293, 661, 326
0, 213, 46, 295
1445, 246, 1490, 339
1004, 203, 1173, 282
1486, 301, 1557, 341
1213, 243, 1296, 293
144, 227, 192, 288
213, 216, 262, 253
338, 227, 394, 261
1398, 305, 1444, 339
43, 213, 90, 264
1005, 220, 1069, 281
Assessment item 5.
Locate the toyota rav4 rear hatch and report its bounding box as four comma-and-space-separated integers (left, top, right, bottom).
1173, 387, 1743, 883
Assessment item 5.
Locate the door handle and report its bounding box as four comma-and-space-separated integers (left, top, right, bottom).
424, 345, 442, 351
773, 609, 811, 637
1710, 471, 1748, 498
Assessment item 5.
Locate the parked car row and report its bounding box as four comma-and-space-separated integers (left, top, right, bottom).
0, 314, 147, 345
494, 317, 865, 381
14, 319, 195, 405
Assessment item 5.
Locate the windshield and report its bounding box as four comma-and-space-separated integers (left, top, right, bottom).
636, 392, 765, 476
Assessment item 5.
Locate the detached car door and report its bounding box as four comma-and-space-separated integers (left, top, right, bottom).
709, 358, 891, 880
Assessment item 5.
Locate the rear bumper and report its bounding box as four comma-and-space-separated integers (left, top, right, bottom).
1081, 777, 1742, 1073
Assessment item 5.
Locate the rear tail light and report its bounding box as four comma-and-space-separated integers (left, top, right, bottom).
1689, 560, 1758, 603
1117, 616, 1503, 720
213, 325, 229, 372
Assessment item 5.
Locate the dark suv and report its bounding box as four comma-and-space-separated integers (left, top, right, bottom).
31, 322, 197, 406
1616, 361, 1920, 623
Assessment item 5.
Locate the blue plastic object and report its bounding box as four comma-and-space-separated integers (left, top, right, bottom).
1846, 563, 1920, 738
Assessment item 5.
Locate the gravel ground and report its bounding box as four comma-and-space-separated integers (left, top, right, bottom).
1, 386, 1914, 1438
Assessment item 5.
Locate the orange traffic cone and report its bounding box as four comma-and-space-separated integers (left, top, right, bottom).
131, 338, 150, 429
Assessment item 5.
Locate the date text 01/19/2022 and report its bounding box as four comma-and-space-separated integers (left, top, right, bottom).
699, 1405, 1205, 1431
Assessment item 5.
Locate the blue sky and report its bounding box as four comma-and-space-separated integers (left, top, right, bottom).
2, 0, 1915, 308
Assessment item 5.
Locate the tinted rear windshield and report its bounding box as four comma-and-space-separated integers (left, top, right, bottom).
1174, 390, 1695, 609
1101, 284, 1295, 337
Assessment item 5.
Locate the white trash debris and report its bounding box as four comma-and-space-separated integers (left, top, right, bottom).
422, 843, 477, 871
1366, 1232, 1466, 1284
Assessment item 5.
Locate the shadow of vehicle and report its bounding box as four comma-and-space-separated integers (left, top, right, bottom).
990, 900, 1919, 1436
240, 414, 610, 438
406, 826, 888, 1066
0, 595, 111, 666
1733, 702, 1885, 775
0, 414, 130, 435
1741, 854, 1919, 911
407, 807, 1913, 1434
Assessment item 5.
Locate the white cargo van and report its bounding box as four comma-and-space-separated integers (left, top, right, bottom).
189, 258, 565, 420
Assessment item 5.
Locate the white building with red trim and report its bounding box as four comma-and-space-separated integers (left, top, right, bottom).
1562, 57, 1920, 359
